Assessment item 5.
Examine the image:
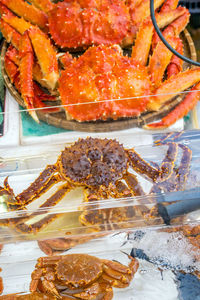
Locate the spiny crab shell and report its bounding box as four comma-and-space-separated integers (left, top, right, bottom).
49, 0, 130, 49
58, 137, 128, 187
55, 254, 103, 287
59, 45, 151, 122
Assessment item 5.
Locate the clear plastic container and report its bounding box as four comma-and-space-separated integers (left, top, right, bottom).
0, 222, 199, 299
1, 0, 199, 136
0, 131, 200, 245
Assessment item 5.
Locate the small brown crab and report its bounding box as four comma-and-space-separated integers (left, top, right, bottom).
30, 253, 139, 299
0, 137, 191, 233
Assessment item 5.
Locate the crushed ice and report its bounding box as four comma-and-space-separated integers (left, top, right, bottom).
127, 230, 200, 272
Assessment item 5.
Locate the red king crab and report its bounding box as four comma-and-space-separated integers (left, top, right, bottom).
30, 253, 139, 299
0, 137, 192, 234
1, 0, 200, 128
0, 0, 187, 49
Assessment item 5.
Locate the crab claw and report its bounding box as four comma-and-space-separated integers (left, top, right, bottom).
18, 30, 39, 122
145, 82, 200, 129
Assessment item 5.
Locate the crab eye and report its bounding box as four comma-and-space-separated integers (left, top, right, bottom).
87, 148, 102, 161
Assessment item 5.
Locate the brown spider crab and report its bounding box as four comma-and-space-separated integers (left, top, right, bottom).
0, 137, 192, 234
30, 253, 139, 299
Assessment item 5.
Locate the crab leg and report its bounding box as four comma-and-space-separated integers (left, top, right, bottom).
147, 68, 200, 111
127, 142, 178, 183
167, 38, 184, 78
131, 19, 154, 66
38, 234, 104, 255
127, 148, 161, 182
19, 30, 39, 122
0, 19, 21, 49
101, 256, 139, 288
150, 143, 192, 192
149, 11, 190, 86
1, 12, 32, 35
28, 27, 59, 90
1, 11, 59, 90
159, 142, 178, 180
124, 172, 145, 196
160, 0, 179, 12
5, 46, 58, 121
4, 165, 59, 207
114, 181, 132, 198
0, 0, 48, 29
5, 44, 54, 91
5, 46, 56, 102
152, 2, 189, 49
146, 81, 200, 129
132, 6, 187, 66
175, 144, 192, 190
28, 0, 54, 13
130, 0, 165, 35
149, 36, 179, 87
14, 183, 71, 234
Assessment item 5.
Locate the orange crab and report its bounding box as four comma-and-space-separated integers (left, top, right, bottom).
30, 253, 139, 299
0, 0, 186, 49
1, 0, 200, 128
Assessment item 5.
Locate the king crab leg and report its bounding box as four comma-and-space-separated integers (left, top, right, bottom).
5, 45, 54, 91
152, 0, 189, 49
154, 130, 184, 145
175, 144, 192, 190
4, 47, 58, 115
147, 68, 200, 112
28, 0, 54, 14
13, 182, 72, 234
150, 143, 192, 193
149, 11, 190, 87
127, 142, 178, 183
19, 30, 38, 122
4, 165, 58, 207
0, 0, 48, 29
167, 38, 184, 78
129, 0, 165, 37
146, 82, 200, 129
0, 7, 59, 90
124, 172, 145, 196
0, 18, 21, 49
131, 6, 187, 66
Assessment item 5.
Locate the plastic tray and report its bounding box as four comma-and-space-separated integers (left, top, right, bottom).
0, 131, 200, 245
0, 222, 199, 299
